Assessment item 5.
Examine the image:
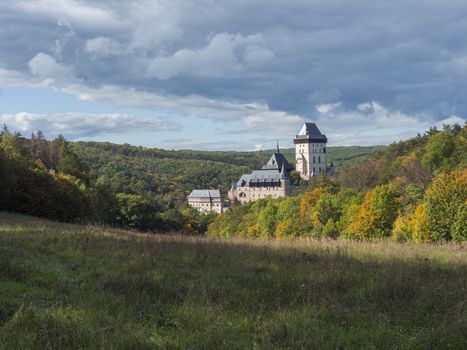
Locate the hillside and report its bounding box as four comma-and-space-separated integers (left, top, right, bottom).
72, 142, 383, 199
209, 124, 467, 242
1, 123, 465, 239
0, 212, 465, 349
0, 125, 383, 234
275, 145, 384, 168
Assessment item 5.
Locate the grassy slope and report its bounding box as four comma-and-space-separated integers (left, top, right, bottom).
0, 212, 465, 349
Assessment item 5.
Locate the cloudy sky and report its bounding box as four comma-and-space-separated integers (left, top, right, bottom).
0, 0, 466, 150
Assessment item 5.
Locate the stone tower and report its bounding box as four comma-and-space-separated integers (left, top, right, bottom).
294, 122, 327, 180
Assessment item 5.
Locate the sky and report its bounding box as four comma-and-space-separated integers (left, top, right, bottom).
0, 0, 466, 151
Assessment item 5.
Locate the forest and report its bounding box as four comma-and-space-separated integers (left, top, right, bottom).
0, 125, 382, 234
0, 123, 465, 242
208, 123, 466, 242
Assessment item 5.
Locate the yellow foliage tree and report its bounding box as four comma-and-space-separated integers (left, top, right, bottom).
348, 184, 400, 239
391, 213, 411, 242
410, 203, 430, 242
300, 187, 326, 218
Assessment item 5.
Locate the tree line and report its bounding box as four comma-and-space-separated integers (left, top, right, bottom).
0, 126, 210, 233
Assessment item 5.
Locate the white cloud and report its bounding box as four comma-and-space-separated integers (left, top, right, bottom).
317, 102, 341, 114
243, 45, 274, 65
314, 101, 466, 146
242, 109, 304, 135
84, 37, 124, 57
127, 1, 183, 50
146, 33, 273, 79
434, 115, 466, 128
28, 53, 75, 83
16, 0, 124, 31
0, 68, 31, 87
3, 59, 281, 124
0, 112, 180, 139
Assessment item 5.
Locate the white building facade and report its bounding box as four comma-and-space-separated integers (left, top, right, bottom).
294, 123, 327, 180
188, 190, 224, 214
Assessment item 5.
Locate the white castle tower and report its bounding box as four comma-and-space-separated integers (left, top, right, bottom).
294, 123, 327, 180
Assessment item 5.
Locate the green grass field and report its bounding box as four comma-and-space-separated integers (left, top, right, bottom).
0, 212, 465, 349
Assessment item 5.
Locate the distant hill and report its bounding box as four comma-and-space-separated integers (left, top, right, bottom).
266, 145, 384, 168
72, 142, 384, 201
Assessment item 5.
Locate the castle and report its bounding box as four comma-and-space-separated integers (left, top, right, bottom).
228, 122, 327, 204
294, 122, 327, 180
228, 146, 294, 204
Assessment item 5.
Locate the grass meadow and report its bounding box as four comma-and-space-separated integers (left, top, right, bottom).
0, 212, 465, 349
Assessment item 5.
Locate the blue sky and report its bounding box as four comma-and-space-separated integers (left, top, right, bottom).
0, 0, 465, 150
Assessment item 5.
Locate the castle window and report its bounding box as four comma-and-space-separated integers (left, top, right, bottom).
318, 156, 321, 163
313, 156, 315, 163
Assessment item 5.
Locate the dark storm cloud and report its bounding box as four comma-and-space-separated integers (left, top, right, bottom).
1, 0, 466, 138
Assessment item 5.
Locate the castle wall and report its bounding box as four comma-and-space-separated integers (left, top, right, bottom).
228, 182, 291, 204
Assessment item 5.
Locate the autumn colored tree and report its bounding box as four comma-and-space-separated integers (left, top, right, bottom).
300, 187, 326, 218
348, 184, 400, 239
424, 169, 467, 241
391, 214, 411, 242
410, 204, 431, 242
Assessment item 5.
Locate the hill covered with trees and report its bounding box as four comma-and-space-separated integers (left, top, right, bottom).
208, 123, 467, 242
1, 123, 465, 242
0, 125, 382, 234
71, 142, 383, 209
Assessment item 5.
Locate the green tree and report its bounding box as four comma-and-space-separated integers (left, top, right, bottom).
424, 169, 467, 241
256, 200, 278, 238
422, 131, 456, 172
452, 203, 467, 242
115, 193, 160, 230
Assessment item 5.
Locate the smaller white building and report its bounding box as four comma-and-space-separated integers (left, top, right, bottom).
188, 189, 224, 214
